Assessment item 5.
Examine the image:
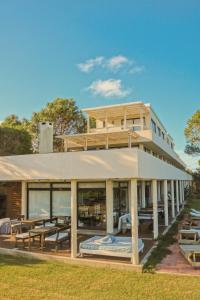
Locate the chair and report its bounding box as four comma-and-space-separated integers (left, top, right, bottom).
118, 213, 131, 233
0, 218, 11, 234
44, 227, 70, 251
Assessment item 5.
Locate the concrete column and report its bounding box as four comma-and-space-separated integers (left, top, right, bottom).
105, 134, 109, 150
171, 180, 175, 218
87, 115, 90, 133
183, 181, 185, 204
176, 181, 180, 213
71, 180, 77, 258
106, 180, 113, 234
139, 144, 144, 151
164, 180, 169, 226
152, 180, 158, 239
179, 180, 182, 205
130, 179, 139, 265
157, 181, 161, 202
141, 181, 146, 208
128, 135, 132, 148
21, 181, 27, 217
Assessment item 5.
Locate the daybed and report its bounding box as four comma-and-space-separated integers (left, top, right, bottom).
79, 235, 144, 258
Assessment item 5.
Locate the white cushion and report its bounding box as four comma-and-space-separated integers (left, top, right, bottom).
45, 232, 68, 242
0, 218, 10, 226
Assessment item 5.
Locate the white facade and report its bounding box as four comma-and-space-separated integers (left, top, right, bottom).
0, 101, 192, 266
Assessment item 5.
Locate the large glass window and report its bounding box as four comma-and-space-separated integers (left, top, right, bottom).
29, 190, 50, 218
77, 182, 106, 230
52, 191, 71, 217
27, 182, 71, 219
113, 182, 129, 228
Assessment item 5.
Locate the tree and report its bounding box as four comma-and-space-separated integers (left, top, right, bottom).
29, 98, 86, 152
184, 109, 200, 155
0, 114, 32, 156
0, 127, 32, 156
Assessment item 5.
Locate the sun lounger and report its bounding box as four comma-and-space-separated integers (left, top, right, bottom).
180, 244, 200, 267
191, 209, 200, 214
79, 235, 144, 258
179, 229, 200, 244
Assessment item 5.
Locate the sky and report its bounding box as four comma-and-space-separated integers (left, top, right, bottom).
0, 1, 199, 169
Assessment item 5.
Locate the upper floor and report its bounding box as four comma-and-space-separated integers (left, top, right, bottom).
57, 101, 186, 171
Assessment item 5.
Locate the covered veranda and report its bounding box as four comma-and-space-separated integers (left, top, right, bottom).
0, 148, 192, 266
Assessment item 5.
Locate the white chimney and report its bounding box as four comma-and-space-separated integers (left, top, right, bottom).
39, 121, 53, 154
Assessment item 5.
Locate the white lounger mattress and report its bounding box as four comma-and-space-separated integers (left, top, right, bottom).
79, 236, 144, 258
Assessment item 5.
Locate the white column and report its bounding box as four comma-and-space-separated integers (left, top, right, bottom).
130, 179, 139, 265
124, 109, 127, 129
139, 144, 144, 151
183, 181, 185, 204
128, 135, 132, 148
87, 115, 90, 133
152, 180, 158, 239
106, 180, 113, 234
179, 180, 182, 205
171, 180, 175, 218
164, 180, 169, 226
105, 134, 109, 150
21, 181, 27, 217
71, 180, 77, 258
84, 137, 88, 151
141, 181, 146, 208
176, 181, 180, 213
157, 181, 161, 202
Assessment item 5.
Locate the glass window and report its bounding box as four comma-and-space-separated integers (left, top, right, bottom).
157, 127, 161, 136
151, 119, 157, 133
78, 184, 106, 230
113, 181, 129, 228
52, 190, 71, 216
28, 190, 50, 218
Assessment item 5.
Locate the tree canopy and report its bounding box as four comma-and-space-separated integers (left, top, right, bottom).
184, 109, 200, 155
0, 127, 32, 156
0, 98, 86, 155
29, 98, 86, 152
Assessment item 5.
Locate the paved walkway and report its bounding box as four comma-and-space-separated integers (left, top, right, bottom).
156, 243, 200, 275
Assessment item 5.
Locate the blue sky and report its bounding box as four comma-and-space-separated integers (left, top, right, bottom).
0, 1, 199, 168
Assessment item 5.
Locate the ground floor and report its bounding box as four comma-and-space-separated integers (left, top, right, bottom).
0, 178, 192, 266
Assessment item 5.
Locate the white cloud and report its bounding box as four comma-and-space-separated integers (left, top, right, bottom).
129, 65, 145, 74
106, 55, 128, 71
87, 79, 130, 98
77, 55, 144, 74
176, 149, 200, 171
77, 56, 104, 73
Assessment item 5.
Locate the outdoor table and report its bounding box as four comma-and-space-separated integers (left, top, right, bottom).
21, 216, 58, 229
28, 226, 58, 250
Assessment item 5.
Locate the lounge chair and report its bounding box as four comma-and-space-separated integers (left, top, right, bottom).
180, 244, 200, 267
15, 232, 41, 248
179, 229, 200, 244
44, 227, 70, 251
191, 209, 200, 214
79, 235, 144, 258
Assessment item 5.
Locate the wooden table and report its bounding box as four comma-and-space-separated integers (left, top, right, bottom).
28, 226, 58, 250
22, 216, 58, 229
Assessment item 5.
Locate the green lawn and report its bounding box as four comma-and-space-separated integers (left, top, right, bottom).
0, 254, 199, 300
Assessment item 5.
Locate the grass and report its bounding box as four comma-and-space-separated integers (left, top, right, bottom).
143, 193, 200, 272
0, 254, 200, 300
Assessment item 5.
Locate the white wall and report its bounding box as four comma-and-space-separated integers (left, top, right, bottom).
0, 148, 192, 181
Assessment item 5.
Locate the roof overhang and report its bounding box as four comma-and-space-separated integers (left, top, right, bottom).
82, 102, 149, 119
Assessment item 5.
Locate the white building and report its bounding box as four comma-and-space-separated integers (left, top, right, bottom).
0, 101, 192, 266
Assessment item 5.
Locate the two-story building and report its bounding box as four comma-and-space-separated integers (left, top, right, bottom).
0, 101, 192, 266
